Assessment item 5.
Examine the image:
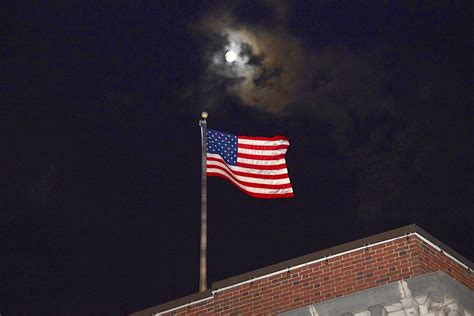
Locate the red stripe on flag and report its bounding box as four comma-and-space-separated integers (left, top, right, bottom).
207, 173, 294, 199
238, 143, 289, 150
206, 162, 289, 179
237, 153, 286, 160
238, 135, 289, 141
207, 155, 288, 170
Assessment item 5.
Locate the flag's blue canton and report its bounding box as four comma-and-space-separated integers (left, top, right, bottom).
206, 129, 238, 166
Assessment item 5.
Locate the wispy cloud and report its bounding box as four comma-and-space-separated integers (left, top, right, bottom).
189, 1, 393, 135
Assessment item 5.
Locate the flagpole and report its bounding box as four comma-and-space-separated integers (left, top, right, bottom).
199, 111, 208, 292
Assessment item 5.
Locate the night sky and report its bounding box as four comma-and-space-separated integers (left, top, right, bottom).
3, 1, 473, 315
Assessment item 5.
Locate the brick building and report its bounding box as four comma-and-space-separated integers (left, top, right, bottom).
131, 224, 474, 316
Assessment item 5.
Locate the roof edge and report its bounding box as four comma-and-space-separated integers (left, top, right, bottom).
411, 224, 472, 268
212, 224, 417, 289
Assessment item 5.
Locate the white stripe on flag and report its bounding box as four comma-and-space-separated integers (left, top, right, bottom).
238, 138, 289, 146
237, 148, 287, 156
237, 157, 286, 165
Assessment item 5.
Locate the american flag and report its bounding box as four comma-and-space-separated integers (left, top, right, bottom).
206, 129, 294, 198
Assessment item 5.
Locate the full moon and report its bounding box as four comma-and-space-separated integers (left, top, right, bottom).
225, 50, 237, 63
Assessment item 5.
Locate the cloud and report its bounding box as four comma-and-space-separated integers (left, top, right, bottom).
189, 1, 393, 135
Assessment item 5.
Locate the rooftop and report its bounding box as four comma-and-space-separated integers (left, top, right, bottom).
131, 224, 474, 316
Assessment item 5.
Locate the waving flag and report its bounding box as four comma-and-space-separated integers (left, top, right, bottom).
206, 129, 294, 198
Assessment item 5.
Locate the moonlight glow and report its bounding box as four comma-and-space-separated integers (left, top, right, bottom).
225, 50, 237, 62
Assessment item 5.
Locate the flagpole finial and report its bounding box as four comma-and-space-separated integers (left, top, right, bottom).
201, 111, 208, 120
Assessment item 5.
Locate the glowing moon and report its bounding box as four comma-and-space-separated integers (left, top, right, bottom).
225, 50, 237, 63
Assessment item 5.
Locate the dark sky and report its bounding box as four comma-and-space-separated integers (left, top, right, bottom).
3, 1, 473, 315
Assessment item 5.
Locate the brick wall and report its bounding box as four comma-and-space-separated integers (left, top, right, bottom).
412, 237, 473, 289
165, 235, 473, 316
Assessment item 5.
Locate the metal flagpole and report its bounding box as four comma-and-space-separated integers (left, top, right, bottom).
199, 111, 208, 292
